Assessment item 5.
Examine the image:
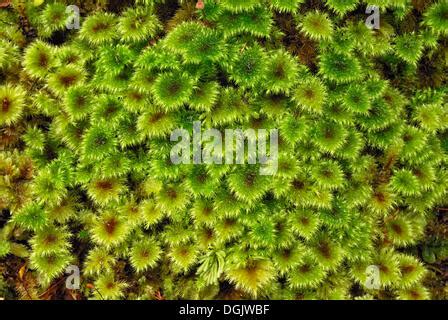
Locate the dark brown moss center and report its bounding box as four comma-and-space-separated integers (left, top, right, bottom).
104, 218, 118, 235
96, 180, 114, 190
2, 98, 10, 113
59, 74, 77, 87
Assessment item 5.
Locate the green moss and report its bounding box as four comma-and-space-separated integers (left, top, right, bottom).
0, 0, 446, 301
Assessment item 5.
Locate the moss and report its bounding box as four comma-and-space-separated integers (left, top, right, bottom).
0, 0, 447, 301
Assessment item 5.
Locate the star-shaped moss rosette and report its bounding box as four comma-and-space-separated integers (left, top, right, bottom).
0, 0, 447, 301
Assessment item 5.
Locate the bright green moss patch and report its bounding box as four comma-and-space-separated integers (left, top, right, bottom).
0, 0, 447, 300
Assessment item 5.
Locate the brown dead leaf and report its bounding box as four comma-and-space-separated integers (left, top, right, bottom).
0, 0, 11, 8
65, 290, 80, 300
154, 290, 165, 300
86, 283, 95, 289
18, 264, 26, 281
